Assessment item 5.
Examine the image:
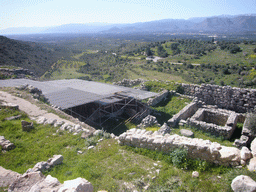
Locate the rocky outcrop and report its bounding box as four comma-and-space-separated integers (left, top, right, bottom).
0, 68, 34, 79
231, 175, 256, 192
26, 155, 63, 173
0, 166, 21, 188
0, 102, 19, 109
118, 128, 243, 166
8, 170, 93, 192
58, 177, 93, 192
16, 84, 48, 102
147, 90, 169, 106
0, 136, 15, 151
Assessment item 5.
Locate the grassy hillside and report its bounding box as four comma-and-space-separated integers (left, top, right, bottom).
1, 103, 256, 191
0, 36, 72, 76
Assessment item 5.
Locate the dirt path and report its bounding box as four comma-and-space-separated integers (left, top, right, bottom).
0, 91, 76, 125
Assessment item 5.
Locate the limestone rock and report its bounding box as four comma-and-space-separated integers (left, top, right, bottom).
231, 175, 256, 192
248, 157, 256, 172
36, 116, 47, 124
93, 130, 104, 136
8, 171, 45, 192
58, 177, 93, 192
5, 115, 22, 121
218, 146, 241, 163
0, 166, 21, 188
138, 115, 160, 128
47, 155, 63, 167
0, 136, 15, 151
28, 175, 61, 192
81, 132, 93, 139
21, 120, 33, 132
54, 120, 64, 127
241, 146, 252, 161
158, 123, 171, 135
44, 118, 57, 125
251, 138, 256, 157
29, 155, 63, 173
192, 171, 199, 178
31, 161, 50, 172
180, 129, 194, 138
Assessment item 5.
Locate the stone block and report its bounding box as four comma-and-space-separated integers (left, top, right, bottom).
231, 175, 256, 192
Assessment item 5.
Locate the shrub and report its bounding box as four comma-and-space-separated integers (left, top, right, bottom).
170, 148, 189, 169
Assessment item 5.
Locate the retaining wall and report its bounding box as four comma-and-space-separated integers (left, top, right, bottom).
180, 83, 256, 113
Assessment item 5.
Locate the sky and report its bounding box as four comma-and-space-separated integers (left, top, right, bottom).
0, 0, 255, 30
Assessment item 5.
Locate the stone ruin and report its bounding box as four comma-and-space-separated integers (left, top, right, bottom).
113, 78, 146, 87
118, 128, 252, 167
168, 101, 245, 140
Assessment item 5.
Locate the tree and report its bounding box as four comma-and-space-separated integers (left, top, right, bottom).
157, 45, 168, 58
145, 47, 153, 56
171, 43, 179, 50
254, 48, 256, 53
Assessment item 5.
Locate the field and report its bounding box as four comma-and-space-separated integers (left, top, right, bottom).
39, 37, 256, 89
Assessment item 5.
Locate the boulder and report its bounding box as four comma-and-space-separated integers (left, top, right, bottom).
241, 146, 252, 161
28, 175, 61, 192
231, 175, 256, 192
58, 177, 93, 192
180, 129, 194, 138
21, 120, 33, 132
8, 171, 45, 192
47, 155, 63, 167
192, 171, 199, 178
248, 157, 256, 172
31, 161, 50, 172
218, 146, 241, 163
158, 123, 171, 135
0, 166, 21, 188
54, 120, 64, 127
44, 118, 57, 125
1, 102, 19, 109
138, 115, 160, 128
0, 136, 15, 151
36, 116, 47, 124
60, 123, 71, 131
251, 138, 256, 157
5, 115, 22, 121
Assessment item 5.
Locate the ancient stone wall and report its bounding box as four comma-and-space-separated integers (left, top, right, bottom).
118, 128, 252, 166
180, 83, 256, 113
147, 89, 169, 106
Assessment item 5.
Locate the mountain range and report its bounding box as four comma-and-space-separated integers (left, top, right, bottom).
1, 14, 256, 35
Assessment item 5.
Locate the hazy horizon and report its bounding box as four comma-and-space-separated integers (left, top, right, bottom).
1, 0, 255, 31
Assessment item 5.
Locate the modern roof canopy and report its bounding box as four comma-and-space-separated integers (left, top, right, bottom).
0, 79, 158, 110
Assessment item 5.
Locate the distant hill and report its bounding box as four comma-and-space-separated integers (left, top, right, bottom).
1, 14, 256, 35
194, 15, 256, 32
0, 36, 71, 76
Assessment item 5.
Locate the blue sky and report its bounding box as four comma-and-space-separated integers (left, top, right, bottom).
0, 0, 255, 30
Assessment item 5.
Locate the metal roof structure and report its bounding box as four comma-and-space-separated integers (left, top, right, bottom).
0, 79, 158, 109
